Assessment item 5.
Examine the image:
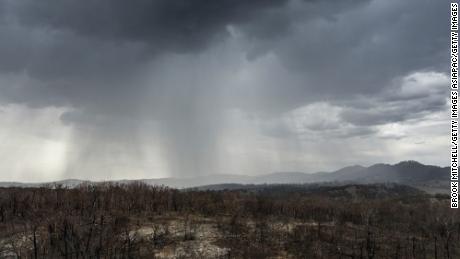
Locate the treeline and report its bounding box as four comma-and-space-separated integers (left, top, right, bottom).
0, 182, 458, 258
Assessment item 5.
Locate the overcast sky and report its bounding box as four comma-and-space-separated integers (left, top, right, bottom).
0, 0, 450, 181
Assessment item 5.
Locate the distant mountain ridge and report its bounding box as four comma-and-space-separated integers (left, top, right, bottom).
0, 161, 449, 193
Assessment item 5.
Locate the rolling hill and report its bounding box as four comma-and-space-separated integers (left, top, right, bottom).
0, 161, 449, 193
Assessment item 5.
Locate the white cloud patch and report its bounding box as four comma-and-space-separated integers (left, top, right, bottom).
218, 71, 449, 173
0, 104, 71, 182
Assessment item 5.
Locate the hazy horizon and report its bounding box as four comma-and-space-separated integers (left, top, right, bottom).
0, 160, 447, 184
0, 0, 449, 182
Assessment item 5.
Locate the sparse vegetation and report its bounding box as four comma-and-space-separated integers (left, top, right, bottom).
0, 182, 458, 258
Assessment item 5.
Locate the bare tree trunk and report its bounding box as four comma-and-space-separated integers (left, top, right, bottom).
33, 227, 38, 259
434, 236, 438, 259
446, 233, 451, 259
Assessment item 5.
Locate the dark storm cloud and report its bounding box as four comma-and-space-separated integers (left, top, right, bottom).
249, 0, 448, 100
0, 0, 291, 108
0, 0, 379, 85
9, 0, 288, 52
0, 0, 447, 109
0, 0, 450, 177
195, 0, 449, 119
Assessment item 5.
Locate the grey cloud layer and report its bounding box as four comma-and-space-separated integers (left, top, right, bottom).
0, 0, 448, 108
9, 0, 287, 52
0, 0, 450, 177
